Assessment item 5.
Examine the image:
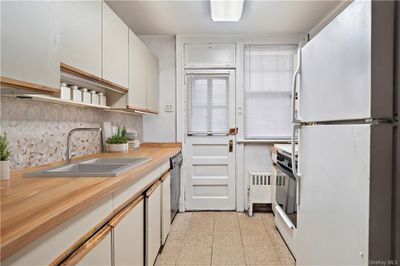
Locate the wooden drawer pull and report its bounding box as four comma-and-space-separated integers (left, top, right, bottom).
160, 171, 170, 182
109, 196, 144, 228
145, 180, 161, 197
60, 225, 112, 266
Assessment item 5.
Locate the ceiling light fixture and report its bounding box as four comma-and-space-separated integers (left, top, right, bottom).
210, 0, 244, 22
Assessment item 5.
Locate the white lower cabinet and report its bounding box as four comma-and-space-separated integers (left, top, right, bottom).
2, 195, 113, 266
145, 181, 162, 266
161, 172, 171, 245
111, 196, 144, 266
68, 226, 113, 266
2, 160, 173, 266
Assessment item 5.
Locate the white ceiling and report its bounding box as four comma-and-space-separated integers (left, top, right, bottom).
106, 0, 344, 35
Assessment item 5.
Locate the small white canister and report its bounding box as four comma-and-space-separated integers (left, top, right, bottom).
98, 92, 107, 106
60, 82, 71, 100
0, 161, 10, 180
70, 85, 82, 102
80, 88, 91, 104
90, 90, 99, 105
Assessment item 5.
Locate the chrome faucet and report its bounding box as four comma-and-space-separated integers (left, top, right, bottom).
66, 127, 102, 163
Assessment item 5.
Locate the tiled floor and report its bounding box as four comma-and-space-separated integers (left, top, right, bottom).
155, 212, 295, 266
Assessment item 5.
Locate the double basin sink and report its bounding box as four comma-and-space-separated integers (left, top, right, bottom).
25, 157, 152, 177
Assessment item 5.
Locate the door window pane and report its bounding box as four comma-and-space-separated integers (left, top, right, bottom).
187, 75, 229, 135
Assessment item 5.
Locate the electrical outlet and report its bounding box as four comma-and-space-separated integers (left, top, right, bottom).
165, 104, 174, 112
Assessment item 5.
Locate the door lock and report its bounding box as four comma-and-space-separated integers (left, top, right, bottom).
229, 127, 238, 135
229, 140, 233, 152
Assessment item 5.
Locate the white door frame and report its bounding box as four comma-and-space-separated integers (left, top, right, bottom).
176, 35, 307, 212
183, 69, 236, 210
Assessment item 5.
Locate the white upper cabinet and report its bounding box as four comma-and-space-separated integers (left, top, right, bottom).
184, 43, 236, 68
1, 1, 60, 89
102, 2, 129, 88
128, 30, 147, 110
60, 1, 102, 77
127, 31, 159, 113
146, 48, 159, 113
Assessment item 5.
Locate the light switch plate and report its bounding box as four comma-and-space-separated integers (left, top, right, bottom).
165, 104, 174, 112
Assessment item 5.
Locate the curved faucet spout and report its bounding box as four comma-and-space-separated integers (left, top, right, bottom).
66, 127, 102, 163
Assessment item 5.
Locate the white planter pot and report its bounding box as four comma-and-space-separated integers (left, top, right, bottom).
0, 161, 10, 180
107, 143, 128, 152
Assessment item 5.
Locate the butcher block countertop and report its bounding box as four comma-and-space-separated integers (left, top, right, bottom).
0, 143, 181, 261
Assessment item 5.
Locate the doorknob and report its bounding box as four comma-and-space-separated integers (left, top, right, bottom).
229, 140, 233, 152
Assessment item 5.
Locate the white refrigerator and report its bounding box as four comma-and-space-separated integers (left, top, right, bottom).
293, 0, 397, 265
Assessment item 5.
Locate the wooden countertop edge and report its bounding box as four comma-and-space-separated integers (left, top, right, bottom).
0, 145, 181, 261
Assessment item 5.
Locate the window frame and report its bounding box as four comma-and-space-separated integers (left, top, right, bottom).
243, 44, 297, 140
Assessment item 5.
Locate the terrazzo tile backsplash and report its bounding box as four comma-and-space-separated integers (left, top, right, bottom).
1, 96, 143, 170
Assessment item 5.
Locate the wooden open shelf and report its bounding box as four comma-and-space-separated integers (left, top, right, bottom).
2, 94, 110, 110
0, 76, 60, 94
60, 63, 128, 94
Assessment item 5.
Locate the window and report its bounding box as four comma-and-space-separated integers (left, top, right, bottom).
187, 75, 229, 135
244, 45, 297, 139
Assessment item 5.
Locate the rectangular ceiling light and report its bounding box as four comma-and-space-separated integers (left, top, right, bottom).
210, 0, 244, 22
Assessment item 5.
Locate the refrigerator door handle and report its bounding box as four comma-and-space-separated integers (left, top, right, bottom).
291, 47, 301, 123
291, 123, 301, 205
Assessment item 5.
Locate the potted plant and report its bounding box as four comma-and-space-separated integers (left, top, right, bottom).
106, 126, 128, 152
0, 133, 11, 180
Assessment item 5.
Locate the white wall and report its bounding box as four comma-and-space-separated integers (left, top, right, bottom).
139, 35, 176, 142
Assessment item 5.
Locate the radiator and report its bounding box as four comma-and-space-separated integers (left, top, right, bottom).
248, 172, 271, 216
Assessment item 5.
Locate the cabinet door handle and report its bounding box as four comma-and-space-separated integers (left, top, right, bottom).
109, 196, 144, 228
229, 140, 233, 152
146, 180, 161, 197
160, 171, 170, 182
60, 225, 112, 266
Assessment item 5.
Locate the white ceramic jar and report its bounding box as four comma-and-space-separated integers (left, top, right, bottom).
80, 88, 91, 104
69, 85, 82, 102
90, 90, 99, 105
60, 82, 71, 100
98, 92, 107, 106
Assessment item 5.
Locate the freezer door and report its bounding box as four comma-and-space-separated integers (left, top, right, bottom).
296, 124, 392, 265
299, 0, 394, 122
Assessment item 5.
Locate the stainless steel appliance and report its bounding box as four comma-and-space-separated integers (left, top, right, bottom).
170, 152, 183, 222
275, 151, 297, 228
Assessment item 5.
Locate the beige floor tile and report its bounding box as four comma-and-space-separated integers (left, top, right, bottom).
213, 231, 242, 247
156, 242, 183, 266
162, 212, 293, 266
240, 226, 273, 247
168, 226, 187, 242
211, 244, 246, 266
243, 245, 281, 265
261, 213, 275, 230
267, 229, 287, 248
186, 226, 213, 238
275, 245, 295, 266
176, 245, 212, 265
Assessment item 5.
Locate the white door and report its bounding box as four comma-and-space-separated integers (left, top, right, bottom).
299, 0, 393, 122
184, 70, 236, 210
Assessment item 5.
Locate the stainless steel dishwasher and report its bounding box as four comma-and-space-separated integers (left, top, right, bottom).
170, 151, 183, 222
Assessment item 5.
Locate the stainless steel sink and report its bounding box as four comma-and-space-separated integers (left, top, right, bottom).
24, 157, 152, 177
